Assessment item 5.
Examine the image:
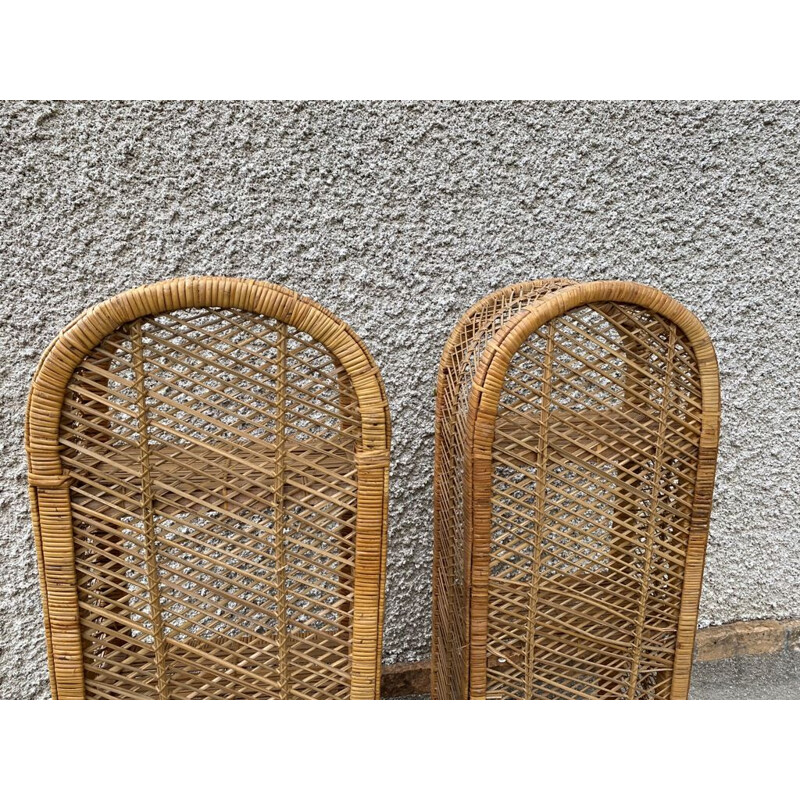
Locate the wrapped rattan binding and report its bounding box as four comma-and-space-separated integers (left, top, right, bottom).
432, 280, 720, 699
26, 276, 390, 700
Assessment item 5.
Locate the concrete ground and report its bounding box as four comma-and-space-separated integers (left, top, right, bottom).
388, 651, 800, 699
689, 651, 800, 700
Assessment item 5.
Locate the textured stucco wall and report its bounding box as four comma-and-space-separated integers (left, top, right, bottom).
1, 100, 798, 699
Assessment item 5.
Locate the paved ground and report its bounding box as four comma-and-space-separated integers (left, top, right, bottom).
391, 652, 800, 699
690, 651, 800, 700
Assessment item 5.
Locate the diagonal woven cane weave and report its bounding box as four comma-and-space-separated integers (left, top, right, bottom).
431, 279, 575, 700
432, 280, 720, 699
26, 277, 390, 699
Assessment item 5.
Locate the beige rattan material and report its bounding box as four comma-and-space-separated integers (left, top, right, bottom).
26, 276, 390, 700
432, 280, 720, 699
431, 279, 575, 700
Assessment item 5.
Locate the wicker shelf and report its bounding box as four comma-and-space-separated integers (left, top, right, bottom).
432, 280, 720, 700
63, 437, 358, 512
27, 276, 390, 700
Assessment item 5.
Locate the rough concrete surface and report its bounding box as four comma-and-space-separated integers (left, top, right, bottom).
1, 101, 798, 699
690, 652, 800, 700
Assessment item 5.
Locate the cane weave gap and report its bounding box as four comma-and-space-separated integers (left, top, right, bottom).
432, 280, 720, 699
26, 277, 390, 700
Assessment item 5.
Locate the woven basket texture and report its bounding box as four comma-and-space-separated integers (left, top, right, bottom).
26, 277, 390, 700
432, 280, 720, 699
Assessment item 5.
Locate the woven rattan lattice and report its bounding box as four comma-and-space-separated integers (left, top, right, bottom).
432, 280, 720, 699
26, 277, 390, 699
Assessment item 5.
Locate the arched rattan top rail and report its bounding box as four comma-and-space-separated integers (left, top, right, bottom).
433, 279, 720, 700
26, 276, 391, 700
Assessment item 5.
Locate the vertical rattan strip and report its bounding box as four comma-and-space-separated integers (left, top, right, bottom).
31, 476, 84, 698
27, 484, 57, 696
524, 321, 555, 699
131, 320, 170, 698
626, 323, 676, 697
29, 479, 83, 698
274, 321, 291, 699
350, 446, 390, 699
670, 332, 720, 699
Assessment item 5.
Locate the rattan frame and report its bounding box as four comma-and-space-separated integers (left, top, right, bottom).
432, 280, 720, 699
26, 276, 391, 700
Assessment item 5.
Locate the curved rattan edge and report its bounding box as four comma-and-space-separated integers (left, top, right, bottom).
430, 279, 575, 699
464, 280, 721, 700
25, 275, 391, 700
435, 280, 571, 377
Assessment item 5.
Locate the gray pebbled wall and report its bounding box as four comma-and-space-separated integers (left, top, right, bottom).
1, 101, 798, 699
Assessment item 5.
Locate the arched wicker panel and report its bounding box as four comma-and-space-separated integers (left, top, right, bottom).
26, 276, 390, 700
432, 280, 720, 699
